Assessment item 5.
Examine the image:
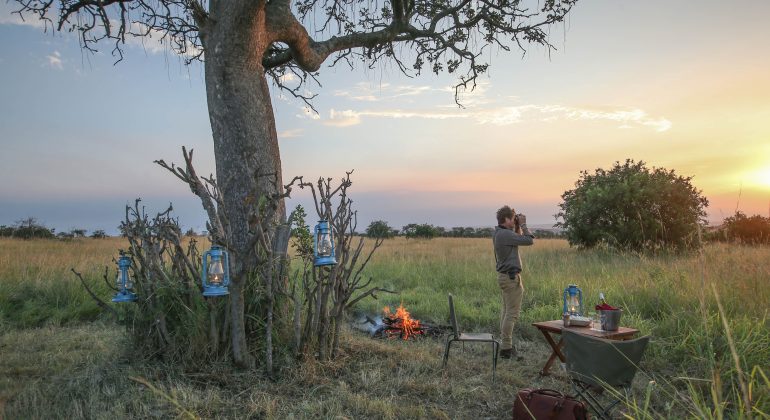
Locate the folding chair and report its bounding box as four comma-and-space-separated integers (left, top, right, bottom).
562, 329, 650, 420
442, 293, 500, 380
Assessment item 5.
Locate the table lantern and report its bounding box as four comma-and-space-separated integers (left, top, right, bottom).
562, 284, 583, 316
112, 255, 137, 303
313, 220, 337, 267
202, 245, 230, 297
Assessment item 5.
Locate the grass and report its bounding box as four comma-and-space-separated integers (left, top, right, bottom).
1, 236, 768, 418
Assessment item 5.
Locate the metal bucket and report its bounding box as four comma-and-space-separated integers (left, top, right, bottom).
600, 309, 622, 331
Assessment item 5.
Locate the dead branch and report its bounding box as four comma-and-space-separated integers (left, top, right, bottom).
72, 268, 119, 321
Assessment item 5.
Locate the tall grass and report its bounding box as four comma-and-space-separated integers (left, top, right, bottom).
1, 237, 768, 417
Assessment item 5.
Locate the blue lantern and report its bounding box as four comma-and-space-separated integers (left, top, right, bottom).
313, 220, 337, 267
112, 255, 137, 303
562, 284, 583, 316
202, 245, 230, 297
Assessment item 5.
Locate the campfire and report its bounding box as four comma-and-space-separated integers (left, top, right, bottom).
381, 304, 424, 340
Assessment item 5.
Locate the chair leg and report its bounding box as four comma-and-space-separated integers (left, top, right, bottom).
443, 338, 453, 367
572, 381, 610, 420
492, 342, 498, 382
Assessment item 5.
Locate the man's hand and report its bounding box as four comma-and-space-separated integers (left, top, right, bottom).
517, 214, 527, 225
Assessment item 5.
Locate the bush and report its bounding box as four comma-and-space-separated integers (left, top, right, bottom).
556, 159, 708, 251
402, 223, 438, 239
723, 212, 770, 244
366, 220, 394, 239
90, 229, 107, 239
9, 217, 56, 239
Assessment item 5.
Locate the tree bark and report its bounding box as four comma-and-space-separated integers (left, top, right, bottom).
203, 3, 284, 368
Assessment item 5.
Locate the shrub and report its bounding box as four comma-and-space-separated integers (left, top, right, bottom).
556, 159, 708, 251
11, 217, 55, 239
365, 220, 394, 239
723, 211, 770, 244
90, 229, 107, 239
402, 223, 438, 239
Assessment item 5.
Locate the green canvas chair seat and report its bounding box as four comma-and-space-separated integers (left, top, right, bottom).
562, 329, 650, 420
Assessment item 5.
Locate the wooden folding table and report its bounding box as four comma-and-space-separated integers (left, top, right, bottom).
532, 320, 640, 376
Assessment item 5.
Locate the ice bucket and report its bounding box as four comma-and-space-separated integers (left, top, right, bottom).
600, 308, 622, 331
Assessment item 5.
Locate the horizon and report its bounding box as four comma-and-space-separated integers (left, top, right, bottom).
2, 1, 770, 235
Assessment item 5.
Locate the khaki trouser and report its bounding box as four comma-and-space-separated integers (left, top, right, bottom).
497, 272, 524, 350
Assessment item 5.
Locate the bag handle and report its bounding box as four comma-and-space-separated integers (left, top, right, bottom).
528, 388, 566, 399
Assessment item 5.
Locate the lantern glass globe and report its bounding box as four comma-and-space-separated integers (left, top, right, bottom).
318, 234, 333, 256
208, 260, 225, 285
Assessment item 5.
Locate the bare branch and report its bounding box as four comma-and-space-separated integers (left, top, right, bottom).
72, 268, 119, 320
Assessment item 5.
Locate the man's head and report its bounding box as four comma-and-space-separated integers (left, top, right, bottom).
496, 205, 516, 228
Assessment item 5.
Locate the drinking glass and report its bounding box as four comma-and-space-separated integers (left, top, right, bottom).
591, 312, 602, 330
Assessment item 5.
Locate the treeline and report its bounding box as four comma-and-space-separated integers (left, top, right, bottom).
364, 220, 564, 239
0, 217, 107, 239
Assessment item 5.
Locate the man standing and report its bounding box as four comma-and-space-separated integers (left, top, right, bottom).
494, 205, 535, 359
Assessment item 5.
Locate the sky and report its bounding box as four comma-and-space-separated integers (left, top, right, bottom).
1, 1, 769, 235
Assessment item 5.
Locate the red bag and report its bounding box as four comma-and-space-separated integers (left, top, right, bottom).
513, 388, 589, 420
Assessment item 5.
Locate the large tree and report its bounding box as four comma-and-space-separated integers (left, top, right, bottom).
557, 159, 709, 251
14, 0, 578, 367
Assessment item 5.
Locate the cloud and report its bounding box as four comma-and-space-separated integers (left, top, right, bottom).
326, 108, 470, 127
297, 106, 321, 120
45, 51, 63, 70
333, 82, 436, 103
324, 102, 672, 132
278, 128, 304, 139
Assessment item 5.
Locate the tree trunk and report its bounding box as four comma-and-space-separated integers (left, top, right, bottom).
203, 5, 284, 368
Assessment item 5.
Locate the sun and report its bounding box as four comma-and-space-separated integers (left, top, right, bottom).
753, 167, 770, 188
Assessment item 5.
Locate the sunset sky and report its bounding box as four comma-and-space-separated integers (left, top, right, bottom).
1, 1, 769, 234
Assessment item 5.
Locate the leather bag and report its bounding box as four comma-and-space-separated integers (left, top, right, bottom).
512, 388, 589, 420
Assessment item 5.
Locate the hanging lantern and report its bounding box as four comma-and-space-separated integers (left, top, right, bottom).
562, 284, 583, 316
112, 255, 137, 303
313, 220, 337, 267
202, 245, 230, 297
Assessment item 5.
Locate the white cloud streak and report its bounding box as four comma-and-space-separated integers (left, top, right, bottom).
326, 103, 672, 132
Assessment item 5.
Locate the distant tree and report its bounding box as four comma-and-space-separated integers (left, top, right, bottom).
12, 217, 55, 239
723, 212, 770, 244
57, 231, 75, 240
70, 228, 87, 238
475, 227, 494, 237
366, 220, 394, 239
184, 228, 198, 237
403, 223, 438, 239
532, 229, 563, 239
0, 225, 14, 237
556, 159, 708, 251
90, 230, 108, 239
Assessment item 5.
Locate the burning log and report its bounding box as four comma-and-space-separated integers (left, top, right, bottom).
354, 304, 450, 340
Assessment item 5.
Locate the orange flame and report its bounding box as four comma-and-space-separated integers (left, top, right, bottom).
383, 303, 422, 340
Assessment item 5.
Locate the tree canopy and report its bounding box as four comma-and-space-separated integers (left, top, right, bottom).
556, 159, 709, 251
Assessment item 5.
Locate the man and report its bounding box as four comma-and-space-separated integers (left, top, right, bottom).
493, 205, 534, 359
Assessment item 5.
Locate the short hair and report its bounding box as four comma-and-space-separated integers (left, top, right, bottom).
496, 205, 515, 225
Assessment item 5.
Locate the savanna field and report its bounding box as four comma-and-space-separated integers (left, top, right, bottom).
0, 236, 768, 418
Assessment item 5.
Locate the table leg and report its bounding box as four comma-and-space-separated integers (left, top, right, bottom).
538, 329, 566, 376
